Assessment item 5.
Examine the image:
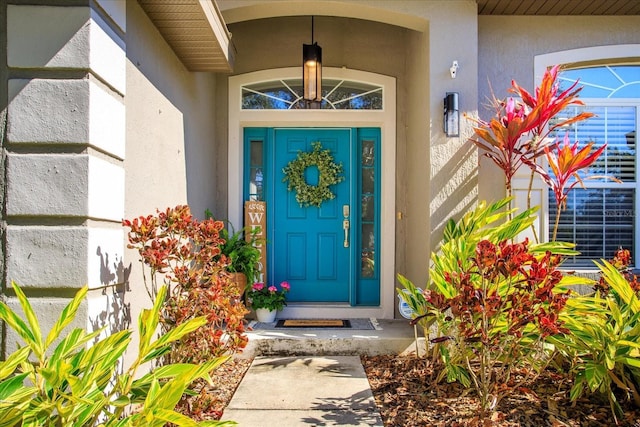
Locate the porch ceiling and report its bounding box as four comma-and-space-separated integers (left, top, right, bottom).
138, 0, 235, 72
477, 0, 640, 15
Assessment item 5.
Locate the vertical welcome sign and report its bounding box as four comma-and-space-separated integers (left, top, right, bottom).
244, 201, 266, 283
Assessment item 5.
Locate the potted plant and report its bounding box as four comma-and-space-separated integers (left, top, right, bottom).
219, 224, 263, 293
248, 281, 291, 322
206, 211, 263, 294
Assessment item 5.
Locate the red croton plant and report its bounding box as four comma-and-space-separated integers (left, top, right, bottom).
451, 239, 569, 341
469, 65, 595, 200
398, 198, 580, 420
123, 205, 248, 364
427, 236, 571, 416
469, 65, 613, 245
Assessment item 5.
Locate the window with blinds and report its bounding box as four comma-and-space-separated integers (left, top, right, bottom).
549, 65, 639, 267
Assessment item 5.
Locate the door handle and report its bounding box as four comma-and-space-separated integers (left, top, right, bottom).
342, 205, 350, 248
343, 219, 350, 248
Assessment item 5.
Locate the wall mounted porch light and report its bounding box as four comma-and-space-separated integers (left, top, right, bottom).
303, 16, 322, 103
444, 92, 459, 137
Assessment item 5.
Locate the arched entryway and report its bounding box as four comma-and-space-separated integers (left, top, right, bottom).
228, 67, 396, 319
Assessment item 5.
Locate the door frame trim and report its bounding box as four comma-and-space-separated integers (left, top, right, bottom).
229, 67, 396, 319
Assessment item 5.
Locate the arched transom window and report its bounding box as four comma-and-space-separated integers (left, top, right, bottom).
559, 65, 640, 98
241, 78, 383, 110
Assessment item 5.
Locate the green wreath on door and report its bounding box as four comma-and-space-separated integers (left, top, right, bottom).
282, 141, 345, 207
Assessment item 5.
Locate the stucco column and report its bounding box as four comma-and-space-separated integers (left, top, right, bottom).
3, 1, 127, 353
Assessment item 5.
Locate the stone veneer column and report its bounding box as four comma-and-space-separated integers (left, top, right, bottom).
3, 1, 127, 353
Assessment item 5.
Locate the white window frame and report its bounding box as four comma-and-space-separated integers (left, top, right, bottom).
534, 45, 640, 269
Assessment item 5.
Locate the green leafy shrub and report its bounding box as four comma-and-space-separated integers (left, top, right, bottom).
215, 219, 263, 288
549, 260, 640, 423
398, 198, 580, 417
0, 281, 235, 426
124, 205, 248, 363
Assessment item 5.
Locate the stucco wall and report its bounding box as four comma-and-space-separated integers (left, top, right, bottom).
2, 0, 127, 355
123, 2, 221, 359
0, 4, 7, 301
477, 15, 640, 205
125, 2, 219, 220
412, 1, 479, 274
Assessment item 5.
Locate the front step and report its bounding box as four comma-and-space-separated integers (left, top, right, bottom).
238, 319, 421, 358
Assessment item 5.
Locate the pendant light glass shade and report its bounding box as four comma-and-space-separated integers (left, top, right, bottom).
303, 42, 322, 102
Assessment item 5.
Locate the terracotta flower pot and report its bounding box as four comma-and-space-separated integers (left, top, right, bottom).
228, 272, 247, 297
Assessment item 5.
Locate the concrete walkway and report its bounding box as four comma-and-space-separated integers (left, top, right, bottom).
221, 356, 384, 426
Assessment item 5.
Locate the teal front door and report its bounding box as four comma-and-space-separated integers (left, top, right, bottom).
244, 127, 380, 306
273, 128, 352, 302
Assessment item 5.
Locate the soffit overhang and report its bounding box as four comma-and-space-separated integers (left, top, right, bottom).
478, 0, 640, 15
138, 0, 234, 72
136, 0, 637, 73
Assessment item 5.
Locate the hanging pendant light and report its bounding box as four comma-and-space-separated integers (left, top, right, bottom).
303, 16, 322, 103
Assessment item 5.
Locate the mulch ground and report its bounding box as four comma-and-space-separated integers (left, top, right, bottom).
177, 358, 253, 422
179, 354, 640, 427
361, 354, 640, 427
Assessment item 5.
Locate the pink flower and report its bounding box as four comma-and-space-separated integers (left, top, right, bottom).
268, 286, 277, 293
252, 282, 265, 291
280, 281, 290, 291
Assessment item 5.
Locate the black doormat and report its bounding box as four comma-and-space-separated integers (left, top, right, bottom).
250, 318, 377, 330
275, 319, 351, 328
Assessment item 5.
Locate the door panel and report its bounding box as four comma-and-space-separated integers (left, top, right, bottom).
244, 127, 381, 306
272, 129, 352, 302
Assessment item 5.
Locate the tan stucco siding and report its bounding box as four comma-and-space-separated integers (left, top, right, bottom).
123, 1, 222, 359
126, 2, 220, 219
